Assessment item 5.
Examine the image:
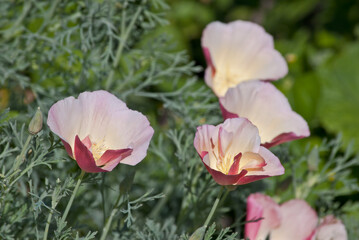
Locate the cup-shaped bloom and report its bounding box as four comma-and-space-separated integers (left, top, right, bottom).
245, 193, 319, 240
220, 81, 310, 148
47, 90, 154, 173
311, 215, 347, 240
201, 20, 288, 97
193, 118, 284, 186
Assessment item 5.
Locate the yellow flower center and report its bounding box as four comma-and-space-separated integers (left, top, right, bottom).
210, 135, 265, 175
216, 152, 235, 174
210, 137, 236, 175
91, 140, 107, 161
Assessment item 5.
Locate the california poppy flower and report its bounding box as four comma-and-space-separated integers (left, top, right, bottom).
194, 118, 284, 185
220, 81, 310, 148
201, 20, 288, 96
47, 90, 154, 172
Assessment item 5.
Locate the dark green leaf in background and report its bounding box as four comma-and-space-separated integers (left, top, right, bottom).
318, 43, 359, 150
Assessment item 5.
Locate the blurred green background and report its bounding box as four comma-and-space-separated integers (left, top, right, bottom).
162, 0, 359, 151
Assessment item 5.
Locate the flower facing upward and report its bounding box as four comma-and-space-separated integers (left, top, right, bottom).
193, 118, 284, 186
220, 81, 310, 148
47, 90, 154, 173
245, 193, 347, 240
201, 20, 288, 97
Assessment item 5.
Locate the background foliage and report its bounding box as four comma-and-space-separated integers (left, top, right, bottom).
0, 0, 358, 239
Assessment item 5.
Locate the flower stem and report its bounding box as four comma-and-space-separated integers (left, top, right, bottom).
219, 188, 231, 207
61, 170, 85, 222
204, 187, 224, 227
100, 192, 123, 240
43, 207, 54, 240
101, 174, 107, 226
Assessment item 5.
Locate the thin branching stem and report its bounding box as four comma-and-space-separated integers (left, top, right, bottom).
100, 191, 124, 240
101, 174, 107, 226
218, 188, 230, 208
60, 170, 86, 223
204, 186, 224, 227
43, 207, 54, 240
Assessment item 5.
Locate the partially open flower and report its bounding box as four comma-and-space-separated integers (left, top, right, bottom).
193, 118, 284, 186
220, 81, 310, 148
47, 90, 154, 173
201, 20, 288, 97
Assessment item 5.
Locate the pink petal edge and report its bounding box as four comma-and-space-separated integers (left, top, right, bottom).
97, 148, 133, 167
219, 82, 310, 148
74, 135, 108, 173
219, 102, 239, 119
61, 139, 74, 158
262, 131, 310, 148
228, 153, 242, 175
220, 100, 310, 149
202, 46, 216, 77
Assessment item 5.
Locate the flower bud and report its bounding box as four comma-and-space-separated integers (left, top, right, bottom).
29, 107, 43, 135
189, 226, 206, 240
307, 147, 319, 171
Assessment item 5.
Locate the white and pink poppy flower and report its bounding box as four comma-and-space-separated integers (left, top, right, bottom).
245, 193, 348, 240
246, 193, 318, 240
193, 118, 284, 186
201, 20, 288, 97
47, 90, 154, 173
311, 215, 347, 240
220, 81, 310, 148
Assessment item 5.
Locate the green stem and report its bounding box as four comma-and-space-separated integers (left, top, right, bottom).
61, 171, 85, 222
43, 208, 54, 240
105, 5, 142, 89
204, 187, 224, 227
218, 188, 230, 208
101, 174, 107, 226
100, 192, 123, 240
